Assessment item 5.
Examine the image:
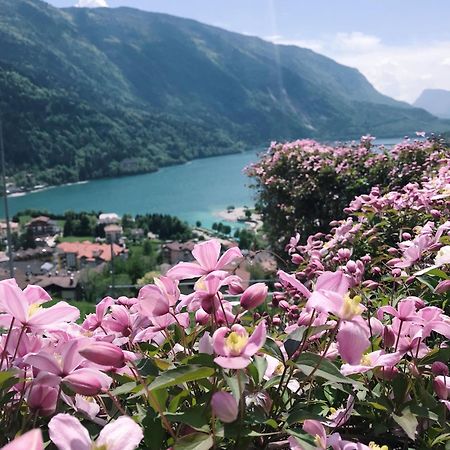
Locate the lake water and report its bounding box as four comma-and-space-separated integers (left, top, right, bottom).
0, 137, 405, 227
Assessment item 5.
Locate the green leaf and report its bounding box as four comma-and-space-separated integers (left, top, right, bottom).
135, 358, 159, 377
165, 404, 210, 431
0, 370, 18, 390
142, 408, 166, 450
293, 352, 354, 384
286, 430, 318, 450
418, 347, 450, 366
263, 337, 285, 363
148, 365, 215, 391
174, 433, 213, 450
253, 355, 268, 384
284, 326, 306, 359
286, 403, 325, 425
110, 381, 138, 396
392, 407, 418, 441
224, 371, 248, 402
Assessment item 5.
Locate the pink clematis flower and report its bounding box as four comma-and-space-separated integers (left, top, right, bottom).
82, 296, 114, 331
138, 276, 180, 318
49, 414, 143, 450
0, 279, 79, 331
1, 429, 44, 450
340, 350, 402, 376
167, 239, 242, 280
213, 321, 266, 369
24, 339, 112, 396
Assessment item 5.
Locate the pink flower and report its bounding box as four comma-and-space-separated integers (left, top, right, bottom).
377, 298, 420, 322
24, 339, 112, 396
304, 271, 350, 313
79, 341, 125, 368
1, 429, 44, 450
0, 279, 79, 331
82, 296, 114, 331
211, 391, 239, 423
213, 321, 266, 369
25, 379, 58, 416
49, 414, 143, 450
340, 350, 402, 376
240, 283, 268, 310
167, 239, 242, 280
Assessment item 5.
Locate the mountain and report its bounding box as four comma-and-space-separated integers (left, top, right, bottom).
414, 89, 450, 119
0, 0, 448, 187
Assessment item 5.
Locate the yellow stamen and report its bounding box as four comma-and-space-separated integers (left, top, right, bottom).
314, 434, 326, 448
341, 294, 363, 320
226, 331, 248, 355
360, 354, 372, 366
369, 442, 388, 450
27, 303, 42, 317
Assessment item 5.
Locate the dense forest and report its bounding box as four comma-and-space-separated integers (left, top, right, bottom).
0, 0, 449, 187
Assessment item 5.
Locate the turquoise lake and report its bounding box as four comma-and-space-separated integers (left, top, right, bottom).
2, 150, 259, 228
0, 137, 405, 227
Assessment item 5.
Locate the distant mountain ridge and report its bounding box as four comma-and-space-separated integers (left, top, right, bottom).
414, 89, 450, 119
0, 0, 449, 186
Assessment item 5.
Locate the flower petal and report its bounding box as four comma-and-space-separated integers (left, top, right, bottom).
2, 429, 44, 450
48, 414, 91, 450
166, 262, 207, 280
97, 416, 143, 450
192, 239, 221, 271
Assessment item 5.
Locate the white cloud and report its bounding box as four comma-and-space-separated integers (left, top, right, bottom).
75, 0, 109, 7
266, 32, 450, 103
334, 31, 381, 52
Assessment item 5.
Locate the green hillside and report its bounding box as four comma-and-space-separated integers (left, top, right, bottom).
0, 0, 448, 186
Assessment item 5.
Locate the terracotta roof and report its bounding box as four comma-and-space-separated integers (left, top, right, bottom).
57, 241, 125, 262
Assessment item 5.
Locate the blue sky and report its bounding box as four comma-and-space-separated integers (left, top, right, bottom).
45, 0, 450, 102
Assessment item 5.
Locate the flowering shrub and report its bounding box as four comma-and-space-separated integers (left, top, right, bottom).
1, 141, 450, 449
247, 136, 448, 251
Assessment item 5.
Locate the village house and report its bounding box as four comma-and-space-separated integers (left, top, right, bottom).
34, 273, 81, 301
26, 216, 60, 237
104, 224, 123, 243
57, 241, 127, 269
0, 221, 20, 238
161, 241, 196, 265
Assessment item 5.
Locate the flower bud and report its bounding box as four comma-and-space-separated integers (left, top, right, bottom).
435, 280, 450, 294
337, 248, 351, 261
292, 254, 304, 265
401, 232, 412, 241
79, 342, 125, 368
240, 283, 268, 310
346, 260, 357, 274
278, 300, 290, 311
433, 376, 448, 400
63, 369, 111, 396
375, 366, 398, 381
383, 326, 396, 348
211, 392, 238, 423
26, 383, 58, 416
361, 254, 371, 265
431, 361, 449, 376
228, 279, 244, 295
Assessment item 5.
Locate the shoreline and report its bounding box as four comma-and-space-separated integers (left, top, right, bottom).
7, 147, 261, 198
